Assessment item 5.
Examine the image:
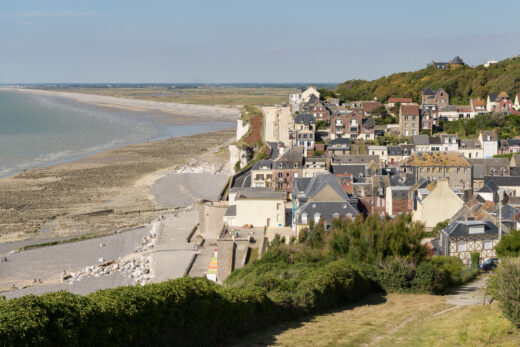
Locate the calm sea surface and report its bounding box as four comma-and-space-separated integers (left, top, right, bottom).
0, 90, 234, 177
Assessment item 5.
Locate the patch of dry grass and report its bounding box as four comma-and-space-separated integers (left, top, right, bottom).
232, 294, 519, 346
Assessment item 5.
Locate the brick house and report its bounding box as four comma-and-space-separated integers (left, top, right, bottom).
421, 88, 449, 110
330, 110, 375, 140
273, 146, 304, 194
303, 95, 330, 122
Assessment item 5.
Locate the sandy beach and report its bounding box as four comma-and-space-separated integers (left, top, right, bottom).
10, 87, 241, 122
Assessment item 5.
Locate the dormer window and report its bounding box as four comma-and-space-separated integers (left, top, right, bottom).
301, 213, 308, 224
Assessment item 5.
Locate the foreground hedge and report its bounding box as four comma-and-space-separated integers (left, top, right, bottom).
0, 278, 278, 346
0, 262, 372, 346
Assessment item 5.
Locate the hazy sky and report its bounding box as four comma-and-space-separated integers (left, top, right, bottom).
2, 0, 520, 83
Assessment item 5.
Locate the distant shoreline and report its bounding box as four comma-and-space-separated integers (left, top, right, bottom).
7, 87, 241, 122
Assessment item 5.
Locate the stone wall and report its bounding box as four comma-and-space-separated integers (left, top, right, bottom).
198, 201, 228, 239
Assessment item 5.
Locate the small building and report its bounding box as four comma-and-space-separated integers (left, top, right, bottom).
487, 91, 512, 114
273, 146, 304, 193
399, 151, 472, 191
471, 98, 488, 115
399, 103, 420, 137
387, 146, 403, 166
330, 110, 375, 140
479, 131, 498, 158
469, 158, 509, 191
439, 134, 459, 151
225, 188, 286, 227
385, 186, 413, 216
327, 138, 351, 157
421, 88, 449, 110
367, 145, 388, 165
302, 157, 329, 178
412, 180, 464, 229
429, 56, 465, 70
251, 160, 274, 188
499, 139, 520, 155
292, 173, 358, 234
439, 220, 501, 265
458, 139, 483, 159
294, 113, 316, 151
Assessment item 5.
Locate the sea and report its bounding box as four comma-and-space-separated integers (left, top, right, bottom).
0, 89, 235, 178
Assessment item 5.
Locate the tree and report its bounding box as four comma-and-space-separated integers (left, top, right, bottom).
495, 229, 520, 257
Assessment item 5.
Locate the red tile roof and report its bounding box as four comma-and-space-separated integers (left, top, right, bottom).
388, 97, 412, 103
400, 104, 419, 116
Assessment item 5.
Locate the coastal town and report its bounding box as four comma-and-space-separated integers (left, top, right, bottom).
196, 57, 520, 282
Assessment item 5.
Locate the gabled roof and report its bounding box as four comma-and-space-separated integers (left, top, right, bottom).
294, 113, 316, 125
449, 55, 465, 64
276, 146, 303, 163
301, 173, 349, 201
459, 139, 481, 149
471, 98, 486, 108
232, 187, 285, 200
331, 164, 366, 177
488, 92, 500, 102
362, 101, 381, 113
422, 87, 435, 95
480, 131, 498, 141
478, 180, 499, 193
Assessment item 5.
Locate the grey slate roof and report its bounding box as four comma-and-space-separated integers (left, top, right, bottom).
252, 160, 274, 170
331, 164, 366, 178
295, 201, 358, 225
362, 117, 376, 129
274, 146, 303, 169
502, 204, 520, 220
484, 176, 520, 187
328, 138, 351, 149
295, 113, 316, 125
443, 220, 498, 238
387, 146, 403, 156
301, 173, 349, 201
488, 93, 499, 102
459, 139, 481, 149
411, 135, 429, 145
478, 180, 498, 193
449, 56, 465, 64
234, 188, 285, 200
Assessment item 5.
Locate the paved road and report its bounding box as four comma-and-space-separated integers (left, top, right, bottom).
445, 274, 490, 306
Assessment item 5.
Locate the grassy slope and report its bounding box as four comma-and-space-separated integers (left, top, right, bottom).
336, 57, 520, 104
233, 294, 519, 346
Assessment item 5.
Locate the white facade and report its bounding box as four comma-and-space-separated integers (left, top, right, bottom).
479, 133, 498, 158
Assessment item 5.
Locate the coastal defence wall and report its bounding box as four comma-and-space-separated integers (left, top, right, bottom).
198, 201, 227, 239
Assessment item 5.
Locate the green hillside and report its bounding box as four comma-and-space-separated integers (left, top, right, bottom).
334, 56, 520, 104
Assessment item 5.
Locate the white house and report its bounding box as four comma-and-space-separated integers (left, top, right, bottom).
225, 188, 286, 227
479, 131, 498, 158
367, 145, 388, 165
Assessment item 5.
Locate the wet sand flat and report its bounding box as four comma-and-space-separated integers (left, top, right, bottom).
0, 129, 235, 243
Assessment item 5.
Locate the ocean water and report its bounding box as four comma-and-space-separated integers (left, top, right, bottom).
0, 90, 234, 177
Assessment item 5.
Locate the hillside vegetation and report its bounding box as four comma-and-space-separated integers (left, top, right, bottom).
334, 57, 520, 104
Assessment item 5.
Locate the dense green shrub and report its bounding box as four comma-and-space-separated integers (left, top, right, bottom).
495, 229, 520, 257
471, 252, 480, 270
0, 278, 279, 346
488, 258, 520, 328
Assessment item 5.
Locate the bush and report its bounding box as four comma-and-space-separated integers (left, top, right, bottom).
488, 258, 520, 328
0, 278, 280, 346
495, 229, 520, 257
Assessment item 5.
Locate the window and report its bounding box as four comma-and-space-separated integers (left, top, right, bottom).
278, 172, 283, 178
457, 242, 466, 252
301, 213, 308, 224
277, 203, 282, 210
314, 213, 321, 224
484, 240, 493, 250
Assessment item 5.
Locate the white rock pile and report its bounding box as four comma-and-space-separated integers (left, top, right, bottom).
63, 220, 161, 286
175, 158, 227, 174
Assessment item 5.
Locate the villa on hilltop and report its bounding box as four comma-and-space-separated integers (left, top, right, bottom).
429, 56, 466, 70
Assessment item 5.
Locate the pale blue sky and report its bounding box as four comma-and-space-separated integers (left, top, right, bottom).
1, 0, 520, 83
